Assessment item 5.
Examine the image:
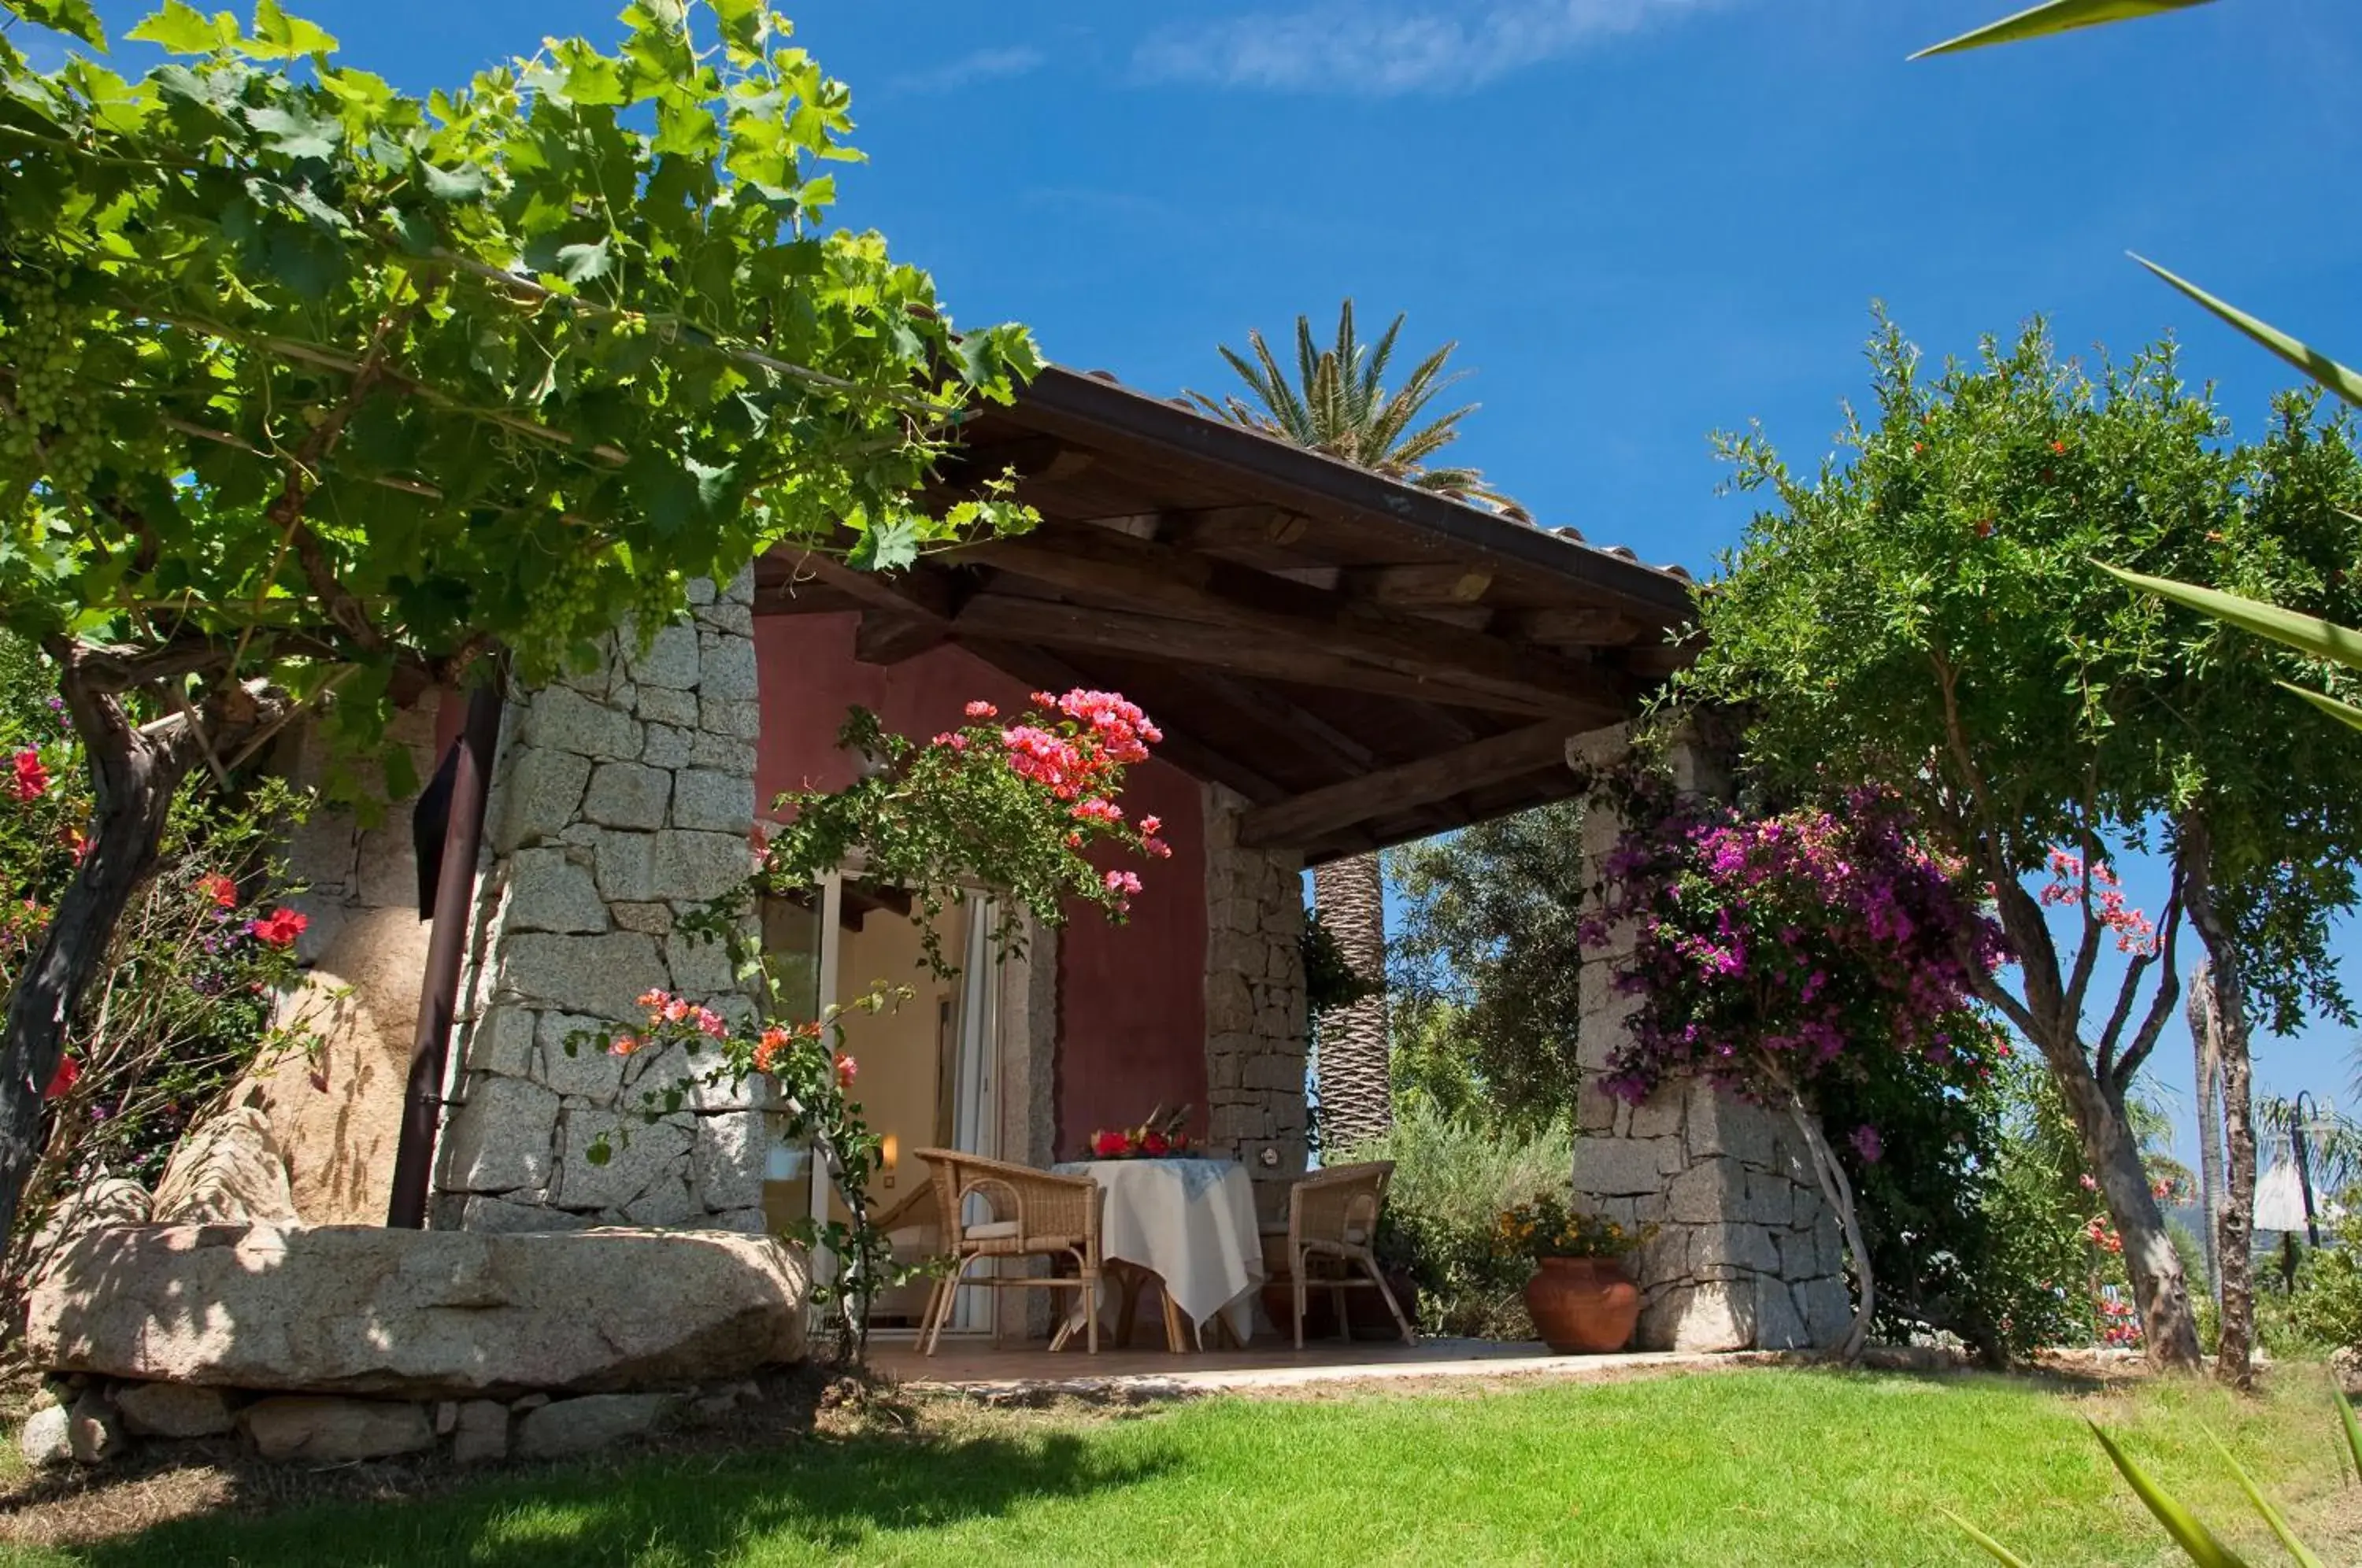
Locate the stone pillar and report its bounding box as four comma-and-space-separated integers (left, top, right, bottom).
429, 571, 768, 1235
1567, 724, 1852, 1352
1201, 784, 1309, 1220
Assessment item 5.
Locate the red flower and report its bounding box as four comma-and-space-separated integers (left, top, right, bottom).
200, 873, 239, 909
964, 700, 998, 719
1091, 1129, 1131, 1158
1141, 1130, 1171, 1156
2049, 438, 2067, 455
10, 749, 49, 802
248, 908, 309, 948
834, 1052, 858, 1089
753, 1026, 791, 1074
1971, 518, 1994, 539
43, 1053, 79, 1100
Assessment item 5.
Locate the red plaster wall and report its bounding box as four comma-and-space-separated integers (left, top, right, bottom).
751, 615, 1209, 1156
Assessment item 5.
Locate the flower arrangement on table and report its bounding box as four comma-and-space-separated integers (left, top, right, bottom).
1493, 1192, 1652, 1263
1084, 1104, 1198, 1159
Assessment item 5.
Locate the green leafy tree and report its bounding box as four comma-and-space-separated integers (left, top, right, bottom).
0, 1, 1038, 1243
1686, 316, 2362, 1370
1387, 800, 1586, 1127
1187, 300, 1522, 1149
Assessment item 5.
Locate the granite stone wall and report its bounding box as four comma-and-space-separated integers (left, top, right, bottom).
430, 571, 768, 1234
1567, 725, 1853, 1352
1201, 784, 1309, 1219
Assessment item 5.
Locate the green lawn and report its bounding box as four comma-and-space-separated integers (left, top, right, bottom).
7, 1367, 2359, 1566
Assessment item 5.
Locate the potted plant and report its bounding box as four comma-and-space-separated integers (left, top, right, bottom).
1496, 1193, 1648, 1353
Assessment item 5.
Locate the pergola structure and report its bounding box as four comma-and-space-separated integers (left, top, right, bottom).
752, 365, 1697, 862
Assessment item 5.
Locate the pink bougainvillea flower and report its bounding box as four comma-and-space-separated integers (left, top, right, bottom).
247, 908, 308, 948
753, 1026, 791, 1074
834, 1052, 858, 1089
1849, 1125, 1883, 1164
694, 1008, 728, 1040
200, 873, 239, 909
638, 988, 671, 1010
1103, 869, 1142, 897
43, 1053, 80, 1100
964, 700, 998, 719
10, 749, 49, 802
1137, 815, 1161, 838
607, 1033, 643, 1058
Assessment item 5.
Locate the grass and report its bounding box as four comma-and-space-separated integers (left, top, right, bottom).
3, 1366, 2360, 1566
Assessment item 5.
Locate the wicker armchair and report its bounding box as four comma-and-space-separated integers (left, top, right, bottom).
912, 1148, 1105, 1355
1279, 1160, 1416, 1349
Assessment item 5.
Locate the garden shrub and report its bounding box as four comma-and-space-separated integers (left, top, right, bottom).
1338, 1096, 1573, 1339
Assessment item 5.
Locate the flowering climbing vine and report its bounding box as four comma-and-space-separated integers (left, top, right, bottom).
585, 686, 1168, 1360
1579, 760, 2008, 1360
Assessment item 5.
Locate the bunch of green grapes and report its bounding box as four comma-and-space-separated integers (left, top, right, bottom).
2, 264, 180, 520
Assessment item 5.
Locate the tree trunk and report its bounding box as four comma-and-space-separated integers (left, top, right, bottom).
2189, 963, 2223, 1297
1788, 1096, 1873, 1362
1311, 851, 1391, 1149
0, 668, 194, 1248
2179, 815, 2257, 1388
2054, 1063, 2203, 1369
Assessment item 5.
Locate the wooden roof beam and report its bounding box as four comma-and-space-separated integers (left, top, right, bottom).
1237, 720, 1577, 849
949, 593, 1571, 717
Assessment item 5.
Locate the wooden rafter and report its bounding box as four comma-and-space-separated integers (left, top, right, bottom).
1237, 720, 1576, 849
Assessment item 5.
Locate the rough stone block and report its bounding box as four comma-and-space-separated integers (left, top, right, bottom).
620, 1171, 701, 1227
29, 1226, 809, 1397
1664, 1158, 1745, 1225
1754, 1278, 1811, 1351
1684, 1080, 1776, 1167
520, 687, 641, 760
642, 723, 694, 769
653, 830, 755, 903
113, 1381, 235, 1438
468, 1004, 539, 1078
593, 830, 660, 903
687, 731, 757, 776
553, 1111, 694, 1211
672, 768, 753, 833
698, 633, 759, 700
665, 930, 738, 1001
701, 697, 762, 739
538, 1012, 627, 1104
500, 931, 665, 1024
515, 1394, 673, 1460
452, 1196, 597, 1234
1642, 1280, 1754, 1353
19, 1404, 68, 1468
1627, 1093, 1683, 1141
243, 1396, 435, 1461
625, 623, 702, 690
635, 685, 701, 729
1573, 1137, 1668, 1197
694, 601, 753, 637
1690, 1222, 1781, 1276
583, 763, 672, 830
506, 849, 610, 935
692, 1112, 766, 1212
67, 1390, 124, 1464
354, 822, 420, 909
1797, 1275, 1854, 1348
439, 1077, 560, 1193
152, 1107, 298, 1226
453, 1399, 509, 1464
493, 748, 594, 854
610, 901, 675, 936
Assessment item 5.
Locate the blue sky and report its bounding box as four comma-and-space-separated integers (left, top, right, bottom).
32, 0, 2362, 1159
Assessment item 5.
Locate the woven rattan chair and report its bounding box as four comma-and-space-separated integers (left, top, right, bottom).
1279, 1160, 1416, 1349
913, 1148, 1105, 1355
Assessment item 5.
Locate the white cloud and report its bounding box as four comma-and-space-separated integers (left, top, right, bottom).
890, 45, 1047, 95
1136, 0, 1725, 94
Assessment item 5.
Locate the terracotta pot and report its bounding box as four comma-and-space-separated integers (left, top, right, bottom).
1523, 1256, 1641, 1354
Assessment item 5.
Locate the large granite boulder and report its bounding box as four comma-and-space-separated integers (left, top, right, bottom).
24, 1224, 807, 1398
150, 1107, 298, 1225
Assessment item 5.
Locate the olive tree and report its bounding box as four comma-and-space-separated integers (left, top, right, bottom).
0, 0, 1037, 1241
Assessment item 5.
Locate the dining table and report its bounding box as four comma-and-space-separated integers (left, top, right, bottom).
1053, 1156, 1264, 1351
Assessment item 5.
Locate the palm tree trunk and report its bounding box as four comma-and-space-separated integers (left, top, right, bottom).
1312, 852, 1390, 1149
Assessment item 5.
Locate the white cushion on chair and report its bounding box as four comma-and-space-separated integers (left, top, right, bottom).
963, 1219, 1020, 1241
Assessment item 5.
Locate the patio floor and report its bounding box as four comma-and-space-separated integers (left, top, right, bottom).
870, 1336, 1735, 1396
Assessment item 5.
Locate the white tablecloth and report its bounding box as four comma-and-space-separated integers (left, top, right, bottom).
1053, 1157, 1264, 1345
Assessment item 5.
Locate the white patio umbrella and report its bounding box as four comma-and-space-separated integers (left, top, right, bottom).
2254, 1157, 2313, 1234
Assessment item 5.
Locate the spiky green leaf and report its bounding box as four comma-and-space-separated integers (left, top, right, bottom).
1912, 0, 2216, 59
1942, 1509, 2036, 1567
2100, 564, 2362, 675
2338, 1389, 2362, 1483
2089, 1422, 2254, 1568
2284, 682, 2362, 738
2204, 1428, 2324, 1567
2132, 257, 2362, 411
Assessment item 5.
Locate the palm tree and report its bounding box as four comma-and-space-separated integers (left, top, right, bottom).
1190, 301, 1524, 1149
1190, 301, 1530, 521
